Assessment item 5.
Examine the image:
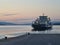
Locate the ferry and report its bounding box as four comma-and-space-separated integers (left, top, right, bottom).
32, 13, 52, 31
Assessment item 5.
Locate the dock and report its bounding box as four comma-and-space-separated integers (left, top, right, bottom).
0, 33, 60, 45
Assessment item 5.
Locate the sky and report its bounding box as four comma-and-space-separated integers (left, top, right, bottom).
0, 0, 60, 24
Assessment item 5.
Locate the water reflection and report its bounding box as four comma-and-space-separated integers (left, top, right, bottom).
0, 25, 60, 39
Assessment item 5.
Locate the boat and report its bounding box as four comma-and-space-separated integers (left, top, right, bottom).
32, 13, 52, 31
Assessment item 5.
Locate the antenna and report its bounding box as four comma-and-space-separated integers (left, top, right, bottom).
43, 13, 44, 16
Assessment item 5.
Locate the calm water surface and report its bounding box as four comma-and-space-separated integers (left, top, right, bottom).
0, 25, 60, 39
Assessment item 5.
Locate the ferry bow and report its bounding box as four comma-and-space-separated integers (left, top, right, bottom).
32, 14, 52, 31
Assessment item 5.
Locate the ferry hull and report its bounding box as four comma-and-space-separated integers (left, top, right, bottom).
32, 24, 52, 31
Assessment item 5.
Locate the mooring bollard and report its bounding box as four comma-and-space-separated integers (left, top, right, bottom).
5, 37, 7, 40
28, 33, 30, 35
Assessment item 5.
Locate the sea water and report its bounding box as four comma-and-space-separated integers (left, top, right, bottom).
0, 25, 60, 39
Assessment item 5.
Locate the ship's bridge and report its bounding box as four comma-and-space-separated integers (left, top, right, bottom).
38, 16, 48, 24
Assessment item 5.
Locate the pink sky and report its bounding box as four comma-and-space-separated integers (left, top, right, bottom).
0, 0, 60, 23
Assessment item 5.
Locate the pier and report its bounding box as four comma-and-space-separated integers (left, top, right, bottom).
0, 32, 60, 45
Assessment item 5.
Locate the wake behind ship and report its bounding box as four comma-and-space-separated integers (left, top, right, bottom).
32, 13, 52, 31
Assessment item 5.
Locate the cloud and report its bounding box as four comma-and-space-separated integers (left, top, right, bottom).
0, 13, 20, 16
15, 18, 34, 21
3, 13, 17, 16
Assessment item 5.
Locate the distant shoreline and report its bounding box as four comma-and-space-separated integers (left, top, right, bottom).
0, 24, 60, 25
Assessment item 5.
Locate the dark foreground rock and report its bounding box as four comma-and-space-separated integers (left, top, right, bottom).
0, 34, 60, 45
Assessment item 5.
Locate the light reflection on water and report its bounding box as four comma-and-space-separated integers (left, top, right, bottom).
0, 25, 60, 39
0, 25, 32, 34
